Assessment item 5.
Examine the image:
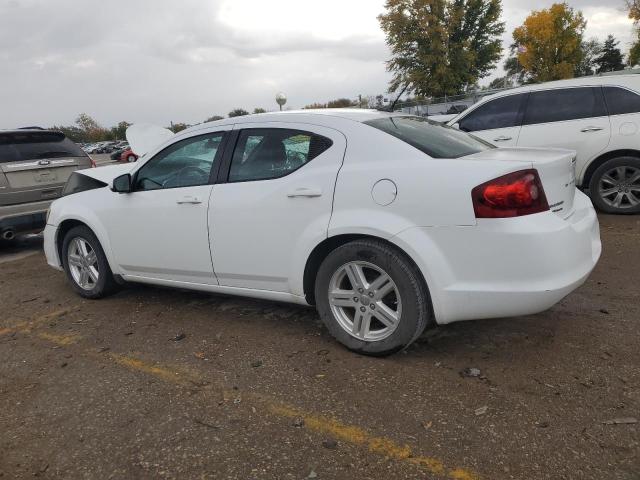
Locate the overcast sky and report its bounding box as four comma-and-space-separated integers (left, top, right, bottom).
0, 0, 635, 129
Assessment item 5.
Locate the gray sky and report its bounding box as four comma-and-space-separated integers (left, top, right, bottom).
0, 0, 635, 129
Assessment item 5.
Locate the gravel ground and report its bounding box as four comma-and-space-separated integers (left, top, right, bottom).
0, 214, 638, 480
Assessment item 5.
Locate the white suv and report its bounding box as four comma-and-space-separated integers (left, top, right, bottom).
447, 74, 640, 214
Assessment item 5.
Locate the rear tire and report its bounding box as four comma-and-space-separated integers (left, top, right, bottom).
61, 226, 120, 299
588, 156, 640, 214
127, 155, 137, 162
315, 239, 432, 356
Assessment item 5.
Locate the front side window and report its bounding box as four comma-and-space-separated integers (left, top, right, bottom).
458, 94, 526, 132
603, 86, 640, 115
228, 129, 333, 182
135, 133, 224, 191
523, 87, 606, 125
365, 116, 493, 159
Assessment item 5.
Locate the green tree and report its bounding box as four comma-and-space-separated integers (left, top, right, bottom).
74, 113, 107, 142
169, 123, 189, 133
594, 35, 625, 73
627, 1, 640, 64
205, 115, 224, 122
512, 3, 586, 83
326, 98, 356, 108
253, 108, 267, 114
379, 0, 504, 98
228, 108, 249, 117
575, 38, 602, 77
109, 121, 131, 141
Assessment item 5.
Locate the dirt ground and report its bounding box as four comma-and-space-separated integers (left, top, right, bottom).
0, 214, 638, 480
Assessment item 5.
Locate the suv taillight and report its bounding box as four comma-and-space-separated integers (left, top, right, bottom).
472, 169, 549, 218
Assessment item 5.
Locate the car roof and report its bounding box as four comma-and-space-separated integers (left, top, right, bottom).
179, 109, 407, 136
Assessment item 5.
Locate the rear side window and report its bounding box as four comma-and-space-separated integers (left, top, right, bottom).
365, 116, 493, 159
523, 87, 606, 125
458, 94, 526, 132
603, 86, 640, 115
229, 129, 333, 182
0, 131, 87, 163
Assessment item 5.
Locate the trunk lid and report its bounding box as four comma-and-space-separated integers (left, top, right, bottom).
0, 131, 91, 207
466, 147, 577, 218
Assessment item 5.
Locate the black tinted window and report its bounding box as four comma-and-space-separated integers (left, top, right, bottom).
603, 86, 640, 115
458, 94, 525, 132
365, 116, 493, 158
229, 129, 332, 182
0, 131, 87, 163
524, 87, 606, 125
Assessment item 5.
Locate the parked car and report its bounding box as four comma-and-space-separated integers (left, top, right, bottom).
0, 129, 93, 240
446, 104, 468, 115
446, 74, 640, 214
43, 111, 600, 355
119, 148, 138, 163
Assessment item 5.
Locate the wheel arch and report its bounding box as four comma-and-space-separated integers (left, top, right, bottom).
581, 149, 640, 189
56, 219, 90, 262
302, 233, 432, 310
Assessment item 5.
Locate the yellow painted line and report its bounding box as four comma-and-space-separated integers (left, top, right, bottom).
268, 404, 478, 479
36, 332, 82, 346
108, 353, 190, 384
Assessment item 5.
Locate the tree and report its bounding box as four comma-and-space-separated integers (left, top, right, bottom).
74, 113, 107, 142
253, 108, 267, 114
378, 0, 504, 98
512, 3, 586, 83
228, 108, 249, 117
205, 115, 224, 122
109, 121, 131, 140
628, 1, 640, 65
169, 123, 188, 133
326, 98, 356, 108
575, 38, 602, 77
594, 35, 625, 73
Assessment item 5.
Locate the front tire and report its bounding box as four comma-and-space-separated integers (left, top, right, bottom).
589, 156, 640, 214
315, 239, 432, 356
61, 226, 120, 299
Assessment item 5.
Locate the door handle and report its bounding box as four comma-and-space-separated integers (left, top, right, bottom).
176, 196, 202, 204
493, 136, 512, 142
287, 187, 322, 198
580, 126, 603, 132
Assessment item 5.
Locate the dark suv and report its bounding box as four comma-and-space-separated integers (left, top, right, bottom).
0, 129, 93, 240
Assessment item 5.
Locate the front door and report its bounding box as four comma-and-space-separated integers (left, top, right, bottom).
453, 92, 528, 147
209, 123, 346, 294
104, 131, 227, 284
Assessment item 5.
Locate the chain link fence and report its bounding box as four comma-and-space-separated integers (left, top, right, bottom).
392, 87, 511, 116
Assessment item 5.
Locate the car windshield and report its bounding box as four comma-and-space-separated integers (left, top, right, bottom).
0, 131, 87, 162
364, 116, 494, 159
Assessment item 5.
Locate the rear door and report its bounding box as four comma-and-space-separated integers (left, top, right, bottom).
516, 87, 611, 183
208, 123, 346, 294
0, 131, 90, 206
453, 93, 527, 147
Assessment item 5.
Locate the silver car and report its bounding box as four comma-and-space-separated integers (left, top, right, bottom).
0, 129, 93, 240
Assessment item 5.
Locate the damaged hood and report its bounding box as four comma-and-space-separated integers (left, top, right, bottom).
126, 123, 174, 156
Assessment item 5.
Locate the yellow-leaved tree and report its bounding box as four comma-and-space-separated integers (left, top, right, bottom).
512, 2, 586, 83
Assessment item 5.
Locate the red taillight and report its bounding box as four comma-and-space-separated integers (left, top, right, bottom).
471, 169, 549, 218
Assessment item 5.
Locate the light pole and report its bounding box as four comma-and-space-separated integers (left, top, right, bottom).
276, 92, 287, 111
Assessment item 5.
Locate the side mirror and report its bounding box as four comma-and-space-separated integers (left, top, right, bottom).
451, 122, 460, 130
112, 173, 132, 193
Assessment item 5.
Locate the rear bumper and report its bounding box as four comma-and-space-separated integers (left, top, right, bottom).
394, 190, 601, 324
0, 200, 51, 235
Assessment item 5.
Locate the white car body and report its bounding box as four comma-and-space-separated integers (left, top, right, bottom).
44, 110, 600, 336
446, 74, 640, 212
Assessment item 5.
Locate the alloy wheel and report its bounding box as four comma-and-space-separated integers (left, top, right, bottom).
67, 237, 99, 290
598, 166, 640, 209
328, 261, 402, 342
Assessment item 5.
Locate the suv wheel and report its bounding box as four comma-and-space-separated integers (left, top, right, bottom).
61, 226, 120, 299
315, 239, 432, 356
589, 156, 640, 214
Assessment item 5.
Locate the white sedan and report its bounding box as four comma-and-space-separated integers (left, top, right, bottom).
44, 110, 601, 355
